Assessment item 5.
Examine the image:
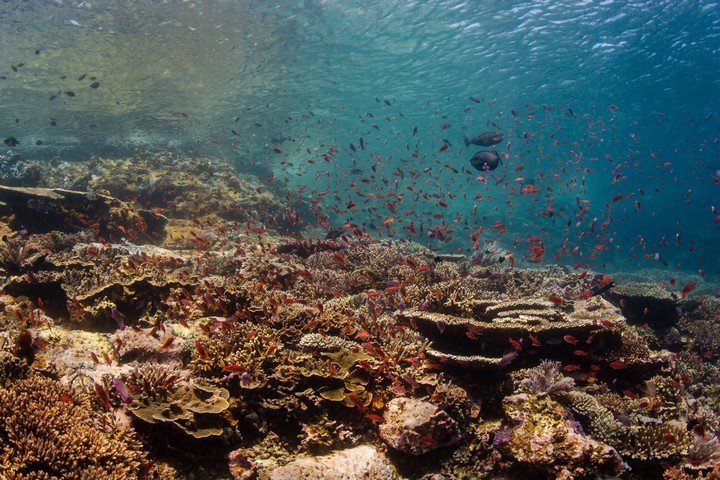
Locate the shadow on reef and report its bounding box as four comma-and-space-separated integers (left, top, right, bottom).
0, 152, 719, 479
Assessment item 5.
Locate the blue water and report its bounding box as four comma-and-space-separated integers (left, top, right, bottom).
1, 0, 719, 280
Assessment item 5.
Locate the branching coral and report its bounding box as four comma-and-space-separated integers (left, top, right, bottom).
0, 376, 146, 479
0, 350, 29, 386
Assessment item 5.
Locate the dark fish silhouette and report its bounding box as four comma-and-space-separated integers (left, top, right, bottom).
464, 132, 503, 147
470, 150, 501, 171
3, 136, 19, 146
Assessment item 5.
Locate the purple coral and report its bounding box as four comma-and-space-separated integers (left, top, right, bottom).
518, 360, 575, 395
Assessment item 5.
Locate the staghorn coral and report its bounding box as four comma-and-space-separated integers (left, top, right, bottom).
121, 363, 183, 402
189, 320, 283, 386
663, 463, 720, 480
624, 421, 692, 461
560, 389, 694, 462
646, 375, 687, 421
0, 376, 146, 479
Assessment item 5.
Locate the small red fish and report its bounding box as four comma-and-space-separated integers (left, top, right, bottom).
548, 294, 565, 306
222, 363, 247, 373
94, 382, 112, 410
609, 360, 627, 370
465, 324, 486, 340
563, 364, 582, 372
419, 434, 438, 446
59, 393, 73, 404
681, 281, 697, 299
364, 412, 384, 423
158, 336, 175, 351
508, 337, 523, 351
529, 334, 541, 347
598, 275, 613, 289
563, 334, 578, 346
619, 388, 637, 399
347, 393, 365, 411
332, 251, 349, 266
141, 461, 155, 479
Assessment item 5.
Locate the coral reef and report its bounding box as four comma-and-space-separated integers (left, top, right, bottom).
0, 185, 167, 244
0, 152, 718, 479
397, 295, 625, 371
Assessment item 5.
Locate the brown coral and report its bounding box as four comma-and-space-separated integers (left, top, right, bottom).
128, 379, 231, 439
0, 376, 146, 479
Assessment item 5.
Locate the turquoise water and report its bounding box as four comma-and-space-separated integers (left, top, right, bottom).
1, 0, 719, 280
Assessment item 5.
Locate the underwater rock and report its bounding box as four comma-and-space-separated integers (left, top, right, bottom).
608, 282, 679, 328
262, 445, 398, 480
379, 397, 462, 455
497, 393, 624, 479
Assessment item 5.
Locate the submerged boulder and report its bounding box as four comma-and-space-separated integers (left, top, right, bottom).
496, 393, 624, 480
379, 397, 462, 455
229, 445, 398, 480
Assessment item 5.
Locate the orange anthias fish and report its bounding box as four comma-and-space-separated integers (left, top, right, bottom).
681, 281, 697, 299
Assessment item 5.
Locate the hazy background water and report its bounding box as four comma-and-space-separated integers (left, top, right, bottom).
1, 0, 719, 281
